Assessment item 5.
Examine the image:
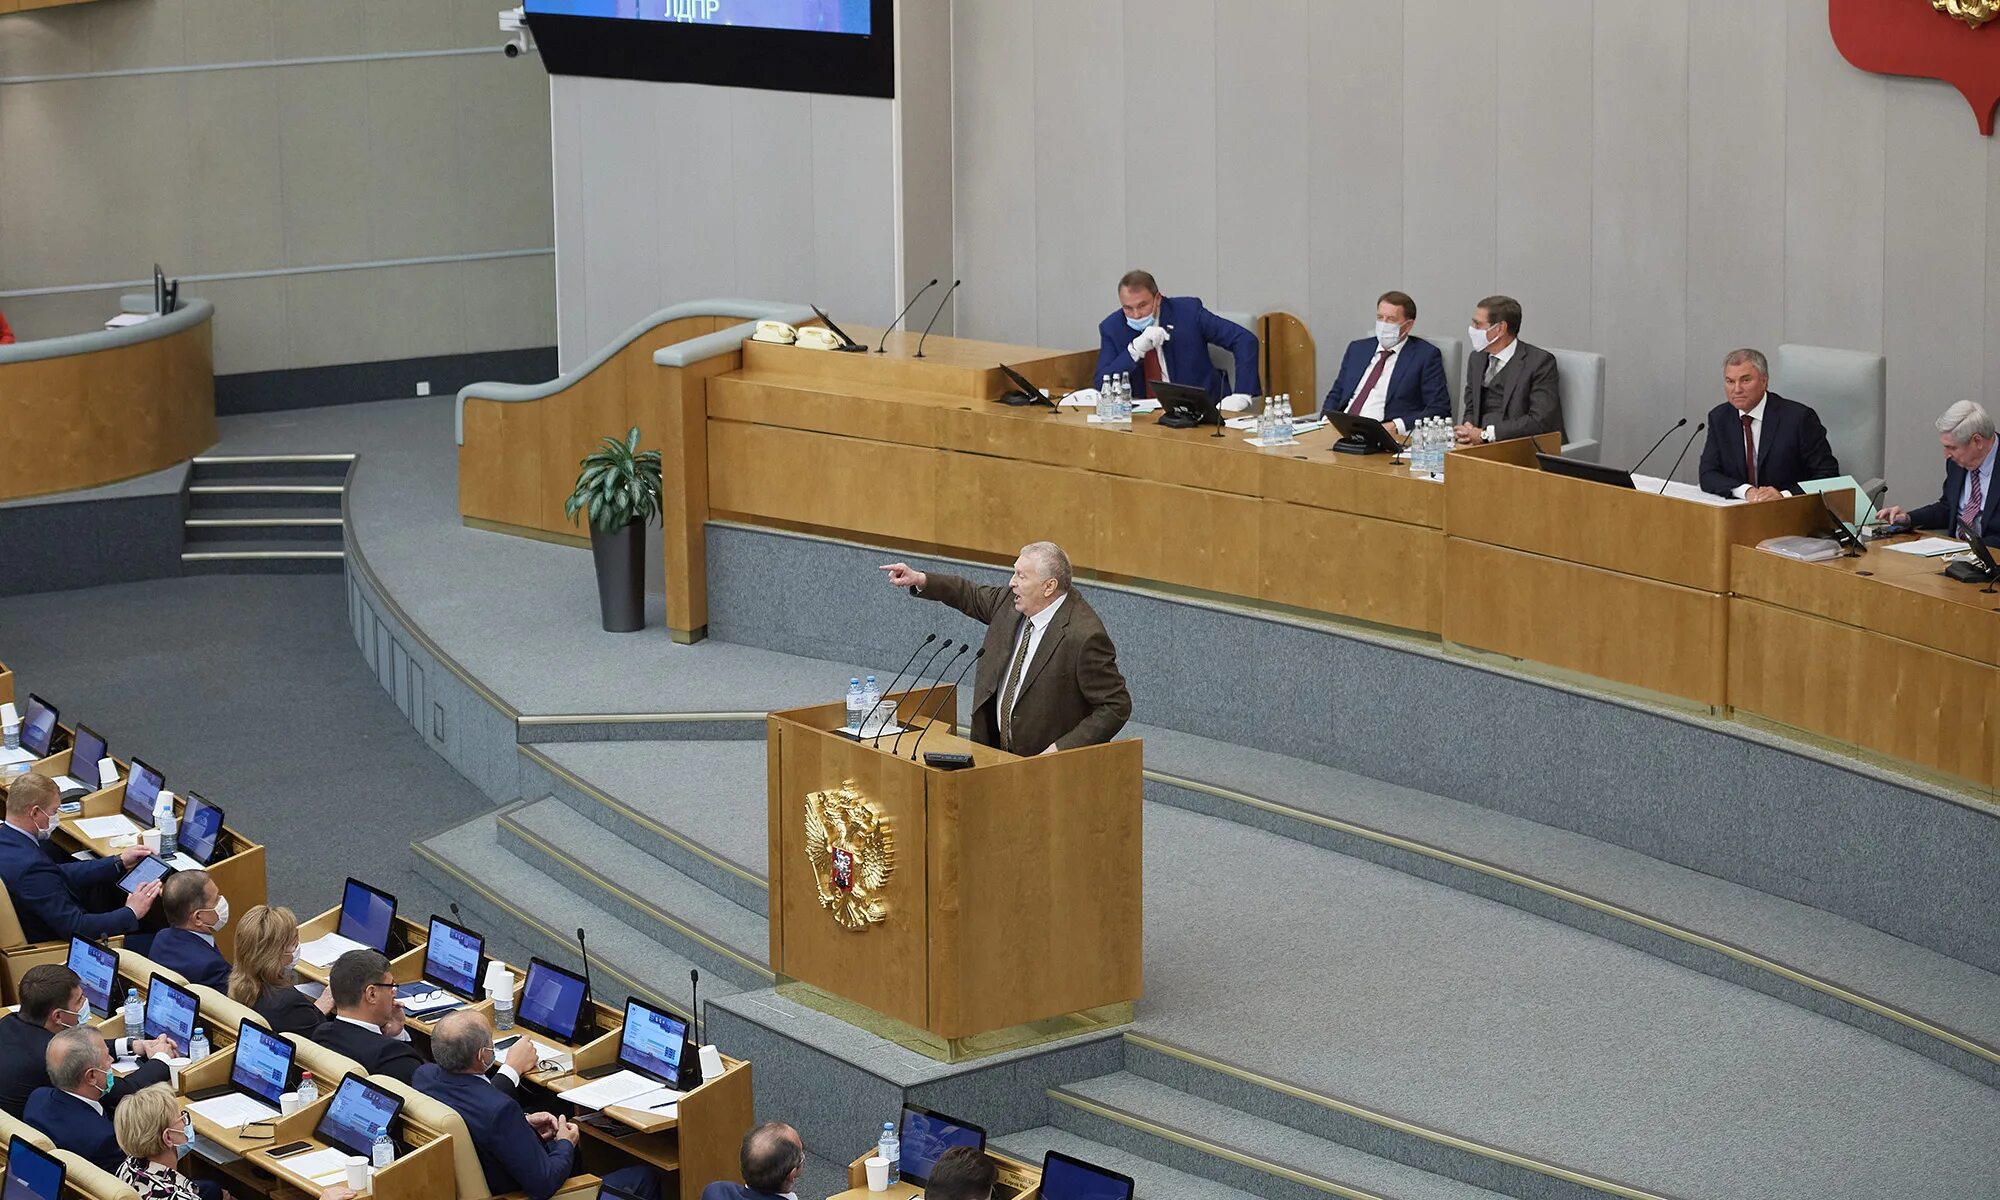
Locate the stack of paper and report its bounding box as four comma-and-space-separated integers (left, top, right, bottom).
559, 1070, 681, 1113
395, 988, 463, 1017
298, 932, 367, 967
0, 747, 36, 767
275, 1147, 357, 1187
74, 814, 142, 840
189, 1092, 279, 1129
1884, 537, 1966, 557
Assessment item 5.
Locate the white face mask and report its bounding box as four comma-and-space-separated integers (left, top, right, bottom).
1375, 321, 1405, 349
286, 946, 302, 970
34, 809, 59, 842
1469, 324, 1494, 353
207, 895, 230, 931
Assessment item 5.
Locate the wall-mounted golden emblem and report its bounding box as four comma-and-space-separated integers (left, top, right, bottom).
803, 780, 895, 930
1933, 0, 2000, 29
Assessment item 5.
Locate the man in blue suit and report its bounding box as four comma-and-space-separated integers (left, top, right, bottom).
24, 1027, 123, 1170
147, 870, 232, 992
1883, 401, 1999, 541
1317, 290, 1450, 434
416, 1011, 660, 1200
0, 774, 161, 943
1094, 270, 1259, 406
1698, 349, 1840, 500
699, 1121, 805, 1200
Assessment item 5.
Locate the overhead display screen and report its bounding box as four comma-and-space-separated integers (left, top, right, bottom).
525, 0, 891, 97
528, 0, 870, 35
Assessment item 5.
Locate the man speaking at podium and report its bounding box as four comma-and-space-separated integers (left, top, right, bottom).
880, 542, 1131, 756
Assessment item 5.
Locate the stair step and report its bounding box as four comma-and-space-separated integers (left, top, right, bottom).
989, 1127, 1265, 1200
180, 547, 344, 575
184, 518, 343, 544
496, 797, 772, 990
189, 454, 353, 481
1050, 1073, 1510, 1200
187, 482, 345, 512
413, 809, 745, 1018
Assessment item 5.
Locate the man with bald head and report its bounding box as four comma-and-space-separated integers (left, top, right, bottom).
882, 542, 1131, 755
700, 1121, 804, 1200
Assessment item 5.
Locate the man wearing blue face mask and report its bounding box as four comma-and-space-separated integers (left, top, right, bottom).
1318, 290, 1450, 434
1094, 270, 1259, 409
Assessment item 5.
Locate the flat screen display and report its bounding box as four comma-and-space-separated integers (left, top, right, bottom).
143, 977, 198, 1051
0, 1136, 64, 1200
68, 726, 106, 790
117, 855, 173, 894
315, 1075, 402, 1159
231, 1023, 293, 1107
122, 758, 164, 825
178, 793, 224, 864
524, 0, 890, 98
897, 1105, 985, 1187
618, 998, 687, 1082
516, 958, 588, 1043
423, 917, 483, 998
1040, 1151, 1136, 1200
336, 879, 396, 953
66, 938, 118, 1014
528, 0, 869, 33
18, 696, 56, 760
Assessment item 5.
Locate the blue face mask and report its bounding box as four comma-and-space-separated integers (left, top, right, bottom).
1125, 313, 1156, 332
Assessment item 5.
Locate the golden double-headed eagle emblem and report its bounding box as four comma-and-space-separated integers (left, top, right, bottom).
1933, 0, 2000, 28
803, 780, 895, 930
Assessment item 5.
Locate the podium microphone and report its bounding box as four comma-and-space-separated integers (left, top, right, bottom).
913, 279, 961, 359
877, 279, 939, 353
676, 969, 704, 1091
869, 634, 938, 746
908, 647, 983, 761
575, 926, 597, 1036
894, 644, 965, 755
1656, 422, 1705, 494
887, 639, 954, 751
1627, 417, 1687, 476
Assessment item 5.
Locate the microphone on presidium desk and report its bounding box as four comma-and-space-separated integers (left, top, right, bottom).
894, 643, 966, 756
887, 639, 955, 752
908, 647, 983, 762
913, 279, 961, 359
877, 279, 939, 353
574, 926, 597, 1036
868, 633, 938, 747
1656, 422, 1705, 494
1627, 417, 1687, 476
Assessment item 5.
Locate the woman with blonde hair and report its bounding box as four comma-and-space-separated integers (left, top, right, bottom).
227, 905, 333, 1036
114, 1083, 355, 1200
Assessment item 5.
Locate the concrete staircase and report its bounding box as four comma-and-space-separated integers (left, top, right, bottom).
181, 454, 351, 574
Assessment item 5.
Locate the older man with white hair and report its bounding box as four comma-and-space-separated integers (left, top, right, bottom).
881, 542, 1131, 755
1882, 401, 1998, 542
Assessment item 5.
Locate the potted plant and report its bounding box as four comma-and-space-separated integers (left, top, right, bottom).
565, 426, 662, 632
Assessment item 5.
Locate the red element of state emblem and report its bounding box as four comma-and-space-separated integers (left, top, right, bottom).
831, 847, 855, 892
1831, 0, 2000, 133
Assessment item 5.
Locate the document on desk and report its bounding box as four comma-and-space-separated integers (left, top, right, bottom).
1631, 476, 1741, 506
1883, 537, 1966, 557
275, 1146, 352, 1185
298, 932, 368, 967
189, 1092, 279, 1129
0, 747, 35, 767
560, 1070, 682, 1112
73, 814, 141, 840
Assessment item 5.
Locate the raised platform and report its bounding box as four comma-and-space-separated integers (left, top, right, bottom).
208, 396, 2000, 1199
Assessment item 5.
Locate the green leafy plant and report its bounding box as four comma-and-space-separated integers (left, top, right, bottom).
565, 426, 664, 532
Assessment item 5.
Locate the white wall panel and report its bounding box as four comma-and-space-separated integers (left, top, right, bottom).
1400, 1, 1498, 355
1783, 0, 1886, 355
1031, 0, 1126, 349
1213, 0, 1309, 322
1122, 0, 1218, 306
950, 0, 1038, 346
813, 92, 898, 327
575, 79, 662, 357
1496, 1, 1594, 357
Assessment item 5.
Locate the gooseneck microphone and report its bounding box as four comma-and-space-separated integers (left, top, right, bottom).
676, 969, 704, 1090
895, 644, 966, 755
908, 647, 983, 761
877, 279, 939, 353
888, 640, 954, 753
574, 927, 596, 1035
913, 279, 961, 359
869, 634, 937, 745
1628, 417, 1687, 476
1656, 422, 1705, 494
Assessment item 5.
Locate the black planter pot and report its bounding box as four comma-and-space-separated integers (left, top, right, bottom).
588, 521, 646, 632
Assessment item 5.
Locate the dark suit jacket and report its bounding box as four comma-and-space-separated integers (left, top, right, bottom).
0, 1013, 169, 1116
1907, 451, 2000, 540
311, 1018, 425, 1085
253, 984, 326, 1039
1698, 392, 1840, 497
697, 1185, 787, 1200
414, 1064, 574, 1200
1463, 341, 1563, 443
1319, 336, 1450, 428
913, 575, 1131, 755
1094, 296, 1260, 402
147, 928, 230, 992
25, 1087, 119, 1170
0, 825, 137, 943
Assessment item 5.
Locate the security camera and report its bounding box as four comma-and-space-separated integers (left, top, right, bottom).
499, 6, 534, 58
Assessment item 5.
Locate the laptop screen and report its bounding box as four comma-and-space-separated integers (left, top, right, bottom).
231, 1023, 293, 1107
1, 1135, 64, 1200
68, 726, 106, 791
516, 958, 589, 1043
17, 697, 55, 760
336, 879, 396, 953
143, 977, 199, 1051
66, 938, 118, 1015
122, 759, 164, 825
897, 1105, 986, 1187
315, 1075, 402, 1159
178, 793, 225, 864
617, 998, 687, 1082
1040, 1150, 1136, 1200
423, 917, 483, 998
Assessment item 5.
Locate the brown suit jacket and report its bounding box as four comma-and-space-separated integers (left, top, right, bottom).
1462, 340, 1563, 443
913, 574, 1132, 754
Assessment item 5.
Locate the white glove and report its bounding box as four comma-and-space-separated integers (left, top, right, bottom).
1127, 324, 1169, 360
1219, 394, 1253, 413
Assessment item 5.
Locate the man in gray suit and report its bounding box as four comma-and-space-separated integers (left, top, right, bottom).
1454, 294, 1564, 446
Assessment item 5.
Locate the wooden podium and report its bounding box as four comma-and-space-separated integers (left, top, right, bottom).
766, 687, 1141, 1060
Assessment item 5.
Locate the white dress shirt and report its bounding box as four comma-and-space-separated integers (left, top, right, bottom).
1480, 339, 1519, 442
1728, 396, 1769, 499
1348, 339, 1406, 431
1002, 593, 1066, 726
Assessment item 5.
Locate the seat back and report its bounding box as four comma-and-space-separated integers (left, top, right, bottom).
189, 984, 260, 1037
1209, 310, 1253, 393
373, 1075, 493, 1199
0, 882, 26, 950
51, 1149, 139, 1200
1771, 344, 1886, 493
1547, 347, 1606, 462
285, 1033, 363, 1090
1422, 335, 1466, 421
0, 1105, 54, 1154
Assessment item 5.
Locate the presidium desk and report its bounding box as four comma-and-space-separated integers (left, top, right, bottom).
456, 318, 1998, 801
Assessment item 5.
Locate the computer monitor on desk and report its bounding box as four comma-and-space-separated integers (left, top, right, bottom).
336, 878, 398, 954
1534, 452, 1635, 489
1, 1135, 65, 1200
896, 1104, 986, 1189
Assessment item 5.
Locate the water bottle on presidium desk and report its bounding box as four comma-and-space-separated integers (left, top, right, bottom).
878, 1121, 900, 1183
154, 790, 177, 857
188, 1027, 209, 1061
861, 676, 880, 734
371, 1130, 395, 1169
1409, 421, 1429, 475
845, 678, 864, 734
122, 988, 142, 1033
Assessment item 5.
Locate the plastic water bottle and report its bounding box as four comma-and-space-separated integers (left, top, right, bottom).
861, 676, 880, 734
1435, 421, 1451, 479
844, 678, 864, 734
122, 988, 142, 1034
1281, 395, 1295, 441
1095, 375, 1110, 422
154, 790, 177, 857
1115, 377, 1131, 423
188, 1027, 209, 1061
1, 720, 15, 750
296, 1071, 318, 1106
371, 1130, 395, 1168
1258, 399, 1273, 444
1409, 420, 1428, 474
878, 1121, 900, 1183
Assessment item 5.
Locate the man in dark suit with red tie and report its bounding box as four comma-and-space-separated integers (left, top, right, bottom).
1697, 348, 1840, 500
1094, 270, 1259, 407
1318, 290, 1450, 434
